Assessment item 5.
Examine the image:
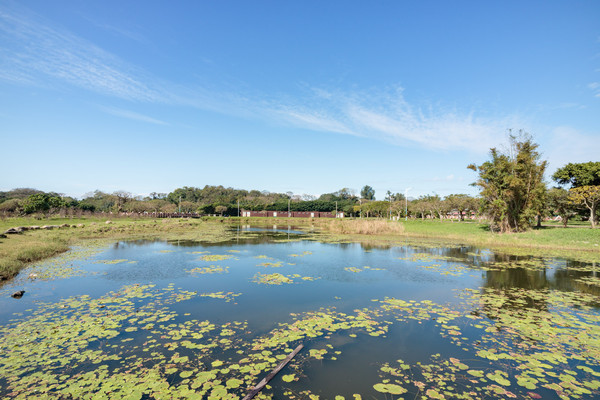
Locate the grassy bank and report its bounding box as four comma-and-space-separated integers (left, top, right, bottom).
0, 216, 234, 280
2, 215, 599, 281
313, 218, 600, 259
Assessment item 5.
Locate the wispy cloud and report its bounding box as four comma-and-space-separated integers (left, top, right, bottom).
0, 3, 164, 101
589, 82, 600, 98
267, 87, 520, 153
0, 3, 522, 154
99, 106, 168, 125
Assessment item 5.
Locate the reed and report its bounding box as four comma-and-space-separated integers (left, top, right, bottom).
320, 219, 405, 235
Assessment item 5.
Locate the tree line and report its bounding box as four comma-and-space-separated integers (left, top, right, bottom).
1, 133, 598, 230
0, 185, 477, 220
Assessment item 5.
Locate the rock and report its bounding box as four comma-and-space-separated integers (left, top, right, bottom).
77, 223, 84, 228
105, 220, 113, 225
30, 226, 41, 230
41, 225, 60, 230
60, 224, 70, 228
4, 227, 23, 234
11, 290, 25, 299
0, 234, 7, 238
28, 273, 38, 279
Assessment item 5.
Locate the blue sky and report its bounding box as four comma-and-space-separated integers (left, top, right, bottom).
1, 1, 599, 200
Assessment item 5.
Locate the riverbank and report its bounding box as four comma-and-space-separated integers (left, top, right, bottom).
0, 217, 234, 280
1, 216, 599, 281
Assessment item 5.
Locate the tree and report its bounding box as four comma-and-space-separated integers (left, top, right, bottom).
410, 197, 431, 220
428, 195, 448, 221
361, 185, 375, 200
215, 205, 228, 216
0, 198, 22, 214
552, 162, 600, 228
445, 194, 477, 221
546, 188, 574, 228
468, 132, 547, 232
568, 186, 600, 229
113, 191, 132, 212
552, 162, 600, 187
22, 193, 65, 215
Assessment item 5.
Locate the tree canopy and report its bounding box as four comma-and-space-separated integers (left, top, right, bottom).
468, 133, 547, 232
568, 186, 600, 229
552, 162, 600, 188
360, 185, 375, 200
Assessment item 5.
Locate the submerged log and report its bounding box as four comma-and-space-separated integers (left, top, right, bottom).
241, 344, 303, 400
11, 290, 25, 299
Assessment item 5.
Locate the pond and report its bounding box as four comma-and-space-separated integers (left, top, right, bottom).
1, 227, 599, 399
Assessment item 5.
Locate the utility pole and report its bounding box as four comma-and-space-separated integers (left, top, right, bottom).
288, 198, 290, 217
359, 198, 362, 219
335, 201, 338, 217
237, 199, 240, 217
178, 195, 181, 214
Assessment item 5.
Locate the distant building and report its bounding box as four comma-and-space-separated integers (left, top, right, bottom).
241, 210, 344, 218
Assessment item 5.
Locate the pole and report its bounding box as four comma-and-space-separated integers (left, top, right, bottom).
335, 201, 338, 217
288, 198, 290, 217
179, 195, 181, 214
238, 199, 240, 217
359, 198, 362, 219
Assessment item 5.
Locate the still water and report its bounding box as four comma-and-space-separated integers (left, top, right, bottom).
0, 227, 599, 399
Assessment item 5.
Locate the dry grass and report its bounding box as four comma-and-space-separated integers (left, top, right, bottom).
319, 219, 405, 235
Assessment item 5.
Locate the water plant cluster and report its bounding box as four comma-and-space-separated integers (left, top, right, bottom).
0, 231, 599, 399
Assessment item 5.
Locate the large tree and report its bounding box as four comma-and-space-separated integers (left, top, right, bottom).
468, 133, 547, 232
552, 162, 600, 187
360, 185, 375, 200
546, 187, 574, 228
552, 162, 600, 228
568, 186, 600, 229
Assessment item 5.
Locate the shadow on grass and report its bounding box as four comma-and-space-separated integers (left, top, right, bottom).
478, 224, 492, 232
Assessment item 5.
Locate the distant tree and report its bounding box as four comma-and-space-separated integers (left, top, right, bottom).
0, 188, 43, 202
468, 132, 547, 232
361, 185, 375, 200
552, 161, 600, 228
22, 193, 65, 215
390, 201, 406, 219
124, 200, 153, 213
179, 201, 197, 213
546, 188, 574, 228
167, 186, 202, 204
0, 198, 22, 214
79, 190, 115, 212
568, 186, 600, 229
215, 205, 228, 216
334, 188, 356, 200
198, 204, 215, 215
429, 195, 449, 221
389, 192, 406, 202
149, 192, 167, 200
411, 197, 432, 220
113, 191, 132, 212
445, 194, 477, 221
552, 162, 600, 187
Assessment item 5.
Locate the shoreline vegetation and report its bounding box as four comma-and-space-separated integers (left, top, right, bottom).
1, 216, 599, 282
